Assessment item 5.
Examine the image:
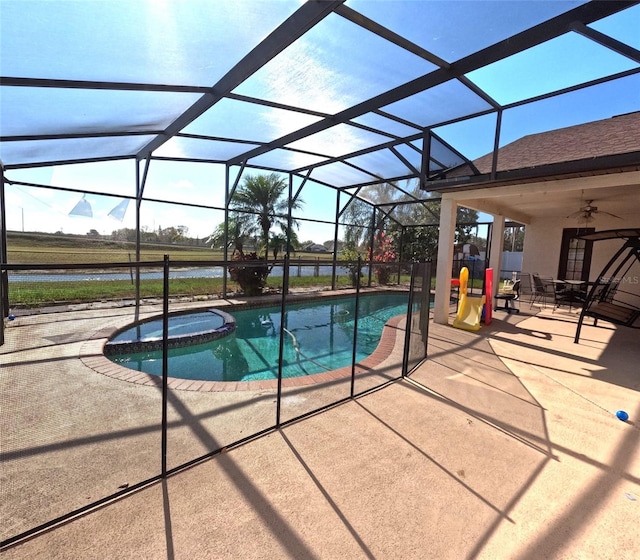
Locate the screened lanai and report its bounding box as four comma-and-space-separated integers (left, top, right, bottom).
1, 0, 640, 550
2, 1, 639, 236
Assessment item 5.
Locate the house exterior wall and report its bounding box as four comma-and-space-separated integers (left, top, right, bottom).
588, 220, 638, 283
522, 213, 638, 281
521, 216, 564, 278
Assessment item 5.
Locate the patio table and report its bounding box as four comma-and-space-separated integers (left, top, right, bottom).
556, 279, 589, 311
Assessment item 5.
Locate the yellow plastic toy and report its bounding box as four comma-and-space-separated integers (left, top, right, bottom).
452, 267, 485, 332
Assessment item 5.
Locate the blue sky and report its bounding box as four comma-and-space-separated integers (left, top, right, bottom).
2, 1, 639, 242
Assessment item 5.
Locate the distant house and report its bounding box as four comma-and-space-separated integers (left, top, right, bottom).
304, 243, 329, 253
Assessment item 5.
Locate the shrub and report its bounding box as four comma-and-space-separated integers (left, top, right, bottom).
228, 252, 270, 296
368, 231, 396, 285
340, 247, 363, 287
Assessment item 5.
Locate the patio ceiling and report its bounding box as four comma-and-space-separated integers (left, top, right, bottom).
440, 179, 638, 225
1, 0, 640, 207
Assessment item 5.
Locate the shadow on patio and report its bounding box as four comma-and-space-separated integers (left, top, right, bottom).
1, 308, 638, 559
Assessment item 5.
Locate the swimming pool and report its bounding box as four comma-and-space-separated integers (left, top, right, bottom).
107, 292, 411, 382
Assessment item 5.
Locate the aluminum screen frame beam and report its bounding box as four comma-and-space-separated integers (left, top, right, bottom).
134, 0, 346, 162
227, 1, 635, 167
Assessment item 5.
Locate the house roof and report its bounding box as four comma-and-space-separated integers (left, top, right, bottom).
428, 105, 640, 227
440, 111, 640, 185
479, 111, 639, 172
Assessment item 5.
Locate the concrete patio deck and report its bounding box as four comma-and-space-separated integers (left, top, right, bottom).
1, 303, 638, 559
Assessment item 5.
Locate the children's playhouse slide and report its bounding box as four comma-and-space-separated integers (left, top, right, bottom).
452, 267, 486, 332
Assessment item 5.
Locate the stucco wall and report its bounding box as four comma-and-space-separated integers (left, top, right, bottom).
521, 216, 564, 278
522, 214, 638, 281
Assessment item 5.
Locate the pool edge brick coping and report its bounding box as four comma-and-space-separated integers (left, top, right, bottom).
80, 312, 406, 392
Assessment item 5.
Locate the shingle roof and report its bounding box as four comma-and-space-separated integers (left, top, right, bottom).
450, 111, 640, 177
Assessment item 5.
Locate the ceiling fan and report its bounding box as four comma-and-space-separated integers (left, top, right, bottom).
566, 199, 622, 223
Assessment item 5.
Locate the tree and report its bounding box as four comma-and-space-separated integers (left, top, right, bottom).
504, 225, 525, 252
156, 226, 187, 244
385, 184, 480, 261
389, 222, 439, 261
339, 246, 364, 287
342, 196, 374, 250
454, 207, 480, 246
206, 213, 251, 255
207, 173, 304, 296
111, 227, 136, 242
368, 230, 396, 284
269, 233, 290, 260
229, 173, 303, 260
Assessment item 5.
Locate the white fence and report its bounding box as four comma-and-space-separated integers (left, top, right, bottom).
500, 251, 523, 279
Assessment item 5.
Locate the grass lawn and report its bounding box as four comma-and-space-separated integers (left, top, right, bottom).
4, 232, 422, 308
9, 275, 380, 307
6, 231, 335, 265
8, 232, 222, 264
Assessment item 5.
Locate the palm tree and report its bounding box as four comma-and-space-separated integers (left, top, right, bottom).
206, 212, 252, 255
269, 230, 301, 260
230, 173, 303, 260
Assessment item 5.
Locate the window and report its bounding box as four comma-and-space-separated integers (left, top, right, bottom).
558, 228, 594, 281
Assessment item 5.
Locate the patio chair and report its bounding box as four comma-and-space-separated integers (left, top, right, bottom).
494, 279, 520, 313
518, 273, 535, 305
531, 274, 548, 307
534, 275, 571, 310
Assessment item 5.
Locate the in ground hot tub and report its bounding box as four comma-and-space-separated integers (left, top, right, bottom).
104, 308, 236, 355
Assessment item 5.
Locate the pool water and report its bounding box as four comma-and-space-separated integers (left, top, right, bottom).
109, 293, 412, 382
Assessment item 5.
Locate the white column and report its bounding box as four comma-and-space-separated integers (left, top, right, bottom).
489, 216, 505, 294
434, 197, 457, 325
